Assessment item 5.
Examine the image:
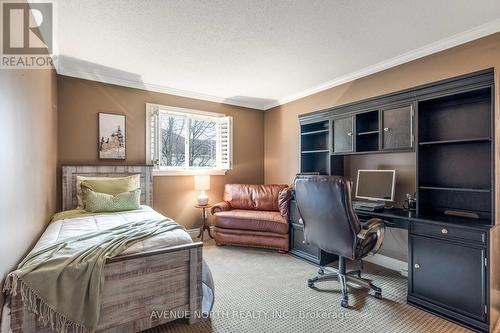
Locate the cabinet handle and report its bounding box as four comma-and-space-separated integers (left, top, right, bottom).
384, 127, 390, 132
414, 264, 420, 269
441, 228, 448, 234
347, 132, 353, 136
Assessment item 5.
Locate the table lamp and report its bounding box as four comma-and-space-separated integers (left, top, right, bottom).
194, 175, 210, 206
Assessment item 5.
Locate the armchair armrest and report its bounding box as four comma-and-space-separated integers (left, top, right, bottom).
357, 218, 385, 255
278, 186, 293, 219
211, 201, 232, 214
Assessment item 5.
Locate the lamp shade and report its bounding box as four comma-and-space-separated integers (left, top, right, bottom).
194, 175, 210, 191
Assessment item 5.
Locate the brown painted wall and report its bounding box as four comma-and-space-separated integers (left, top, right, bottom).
344, 153, 415, 261
264, 32, 500, 185
0, 69, 58, 309
57, 76, 264, 229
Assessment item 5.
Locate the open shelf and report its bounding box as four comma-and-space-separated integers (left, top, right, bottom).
419, 137, 491, 146
301, 153, 329, 175
357, 130, 379, 136
301, 129, 329, 136
356, 111, 379, 133
419, 187, 491, 220
355, 111, 379, 153
419, 186, 490, 193
356, 135, 379, 152
301, 136, 328, 151
418, 88, 491, 143
301, 121, 328, 133
419, 141, 491, 189
300, 120, 330, 175
301, 149, 329, 154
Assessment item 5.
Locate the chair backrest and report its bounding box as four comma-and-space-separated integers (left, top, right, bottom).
223, 184, 289, 211
294, 175, 361, 259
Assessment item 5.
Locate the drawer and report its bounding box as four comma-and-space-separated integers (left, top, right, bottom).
411, 222, 486, 245
291, 225, 319, 258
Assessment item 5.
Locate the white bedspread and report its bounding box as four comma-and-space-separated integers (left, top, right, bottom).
33, 206, 193, 256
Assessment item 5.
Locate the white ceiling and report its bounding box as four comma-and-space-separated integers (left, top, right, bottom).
55, 0, 500, 110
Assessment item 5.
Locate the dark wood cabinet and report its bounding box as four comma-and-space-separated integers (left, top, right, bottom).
409, 233, 486, 322
333, 116, 354, 153
382, 104, 413, 150
408, 220, 489, 331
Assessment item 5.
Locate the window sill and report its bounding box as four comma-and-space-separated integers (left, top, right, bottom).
153, 169, 228, 176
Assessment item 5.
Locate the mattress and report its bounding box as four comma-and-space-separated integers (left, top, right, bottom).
34, 205, 193, 256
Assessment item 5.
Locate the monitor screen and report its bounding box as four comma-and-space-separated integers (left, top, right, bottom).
355, 170, 396, 202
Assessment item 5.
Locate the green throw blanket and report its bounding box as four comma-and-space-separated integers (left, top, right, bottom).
3, 218, 183, 333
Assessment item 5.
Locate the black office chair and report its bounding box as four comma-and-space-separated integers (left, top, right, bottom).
294, 175, 385, 308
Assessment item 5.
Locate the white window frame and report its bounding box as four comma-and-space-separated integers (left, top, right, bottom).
146, 103, 233, 176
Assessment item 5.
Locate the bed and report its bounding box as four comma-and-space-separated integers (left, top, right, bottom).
5, 165, 204, 333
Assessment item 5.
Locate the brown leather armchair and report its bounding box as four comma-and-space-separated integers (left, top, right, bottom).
211, 184, 293, 252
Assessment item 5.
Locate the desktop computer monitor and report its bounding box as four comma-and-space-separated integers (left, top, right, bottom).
355, 170, 396, 202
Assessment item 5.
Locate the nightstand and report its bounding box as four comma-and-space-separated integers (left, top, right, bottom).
195, 204, 213, 241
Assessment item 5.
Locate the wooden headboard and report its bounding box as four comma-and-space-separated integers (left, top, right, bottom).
61, 165, 153, 211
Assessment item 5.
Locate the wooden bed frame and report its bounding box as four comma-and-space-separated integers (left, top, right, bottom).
10, 165, 203, 332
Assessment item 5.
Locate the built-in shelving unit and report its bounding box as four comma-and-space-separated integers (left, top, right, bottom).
300, 120, 329, 174
296, 69, 497, 332
417, 87, 493, 222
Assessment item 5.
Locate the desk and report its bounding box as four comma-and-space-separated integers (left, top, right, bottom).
289, 200, 495, 332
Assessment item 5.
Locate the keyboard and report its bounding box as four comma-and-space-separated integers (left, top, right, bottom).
353, 200, 385, 211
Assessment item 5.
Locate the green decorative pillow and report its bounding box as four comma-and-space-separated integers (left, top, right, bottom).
82, 188, 141, 213
77, 175, 140, 208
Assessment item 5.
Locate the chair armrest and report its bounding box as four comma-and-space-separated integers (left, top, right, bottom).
357, 218, 385, 255
211, 201, 232, 214
278, 186, 293, 219
360, 218, 385, 232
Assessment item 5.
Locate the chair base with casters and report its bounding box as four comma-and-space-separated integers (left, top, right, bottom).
307, 256, 382, 308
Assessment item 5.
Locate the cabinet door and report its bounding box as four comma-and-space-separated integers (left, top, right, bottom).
382, 105, 413, 150
410, 235, 486, 321
333, 116, 354, 153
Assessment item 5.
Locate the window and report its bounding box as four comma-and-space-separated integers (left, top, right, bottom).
146, 104, 232, 175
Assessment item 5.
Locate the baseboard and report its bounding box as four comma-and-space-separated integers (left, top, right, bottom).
364, 253, 408, 277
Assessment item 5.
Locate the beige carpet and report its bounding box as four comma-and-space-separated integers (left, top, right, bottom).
146, 242, 472, 333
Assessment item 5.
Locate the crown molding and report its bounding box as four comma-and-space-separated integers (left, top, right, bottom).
262, 18, 500, 110
56, 68, 267, 110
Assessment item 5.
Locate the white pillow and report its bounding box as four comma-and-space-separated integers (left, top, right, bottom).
75, 174, 140, 209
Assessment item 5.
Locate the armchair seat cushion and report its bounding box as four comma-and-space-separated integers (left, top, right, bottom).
214, 209, 289, 235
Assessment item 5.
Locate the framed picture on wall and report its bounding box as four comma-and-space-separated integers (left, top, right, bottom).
98, 113, 126, 159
